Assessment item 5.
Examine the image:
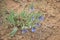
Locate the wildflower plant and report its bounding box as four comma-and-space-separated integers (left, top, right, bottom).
7, 9, 44, 36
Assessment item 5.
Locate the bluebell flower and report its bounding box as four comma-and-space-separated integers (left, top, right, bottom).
31, 6, 34, 10
35, 23, 41, 27
38, 16, 44, 21
22, 29, 28, 34
30, 5, 35, 13
31, 27, 36, 32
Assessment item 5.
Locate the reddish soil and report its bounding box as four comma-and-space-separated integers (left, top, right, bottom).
0, 0, 60, 40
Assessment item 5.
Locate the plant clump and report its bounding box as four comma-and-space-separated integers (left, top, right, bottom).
7, 10, 44, 36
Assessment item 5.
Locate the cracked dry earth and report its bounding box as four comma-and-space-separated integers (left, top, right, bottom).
0, 0, 60, 40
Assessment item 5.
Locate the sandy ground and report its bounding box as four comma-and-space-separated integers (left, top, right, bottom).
0, 0, 60, 40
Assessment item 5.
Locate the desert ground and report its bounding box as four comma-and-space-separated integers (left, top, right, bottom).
0, 0, 60, 40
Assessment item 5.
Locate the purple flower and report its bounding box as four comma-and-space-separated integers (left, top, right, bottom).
31, 27, 36, 32
35, 23, 41, 27
30, 6, 35, 13
22, 29, 28, 34
31, 6, 34, 10
39, 16, 44, 21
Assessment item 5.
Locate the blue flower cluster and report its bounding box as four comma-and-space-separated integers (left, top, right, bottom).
22, 27, 36, 34
21, 16, 44, 34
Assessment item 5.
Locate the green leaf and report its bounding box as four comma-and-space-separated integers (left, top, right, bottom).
29, 2, 34, 9
20, 11, 26, 18
37, 12, 42, 17
10, 27, 18, 36
7, 10, 15, 25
